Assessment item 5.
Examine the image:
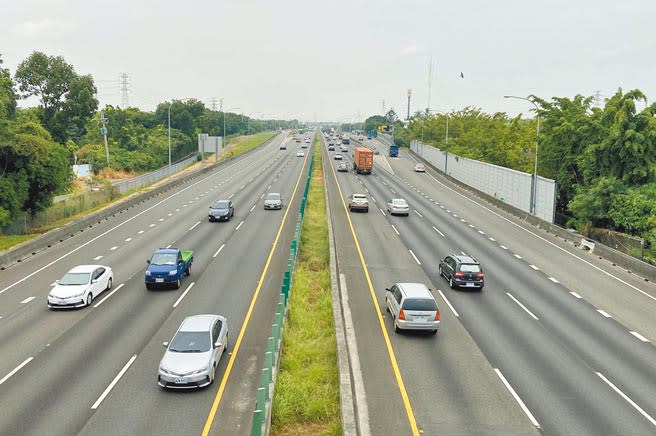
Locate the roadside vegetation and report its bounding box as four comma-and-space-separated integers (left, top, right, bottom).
0, 51, 298, 239
355, 89, 656, 262
271, 139, 340, 436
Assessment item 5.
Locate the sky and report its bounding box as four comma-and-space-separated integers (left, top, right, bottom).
1, 0, 655, 122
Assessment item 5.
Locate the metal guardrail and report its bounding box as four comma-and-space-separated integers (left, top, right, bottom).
251, 143, 315, 436
112, 154, 198, 195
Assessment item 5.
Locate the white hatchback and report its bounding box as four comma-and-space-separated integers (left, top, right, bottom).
47, 265, 113, 308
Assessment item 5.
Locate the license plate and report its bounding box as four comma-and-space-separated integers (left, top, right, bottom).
174, 377, 187, 384
155, 278, 164, 283
465, 283, 475, 287
413, 317, 426, 322
59, 299, 68, 304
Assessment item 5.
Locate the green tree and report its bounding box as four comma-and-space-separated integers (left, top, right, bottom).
14, 52, 98, 143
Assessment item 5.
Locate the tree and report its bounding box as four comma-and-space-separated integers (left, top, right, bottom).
0, 54, 17, 124
14, 52, 98, 143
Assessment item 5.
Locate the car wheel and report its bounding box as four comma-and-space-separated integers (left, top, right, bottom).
449, 277, 455, 289
146, 284, 152, 291
394, 322, 401, 333
430, 330, 438, 335
439, 265, 443, 277
175, 279, 181, 289
106, 277, 113, 291
86, 293, 93, 307
225, 333, 229, 352
186, 266, 191, 276
364, 208, 369, 213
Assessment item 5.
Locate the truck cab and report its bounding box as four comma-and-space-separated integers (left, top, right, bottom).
145, 248, 193, 290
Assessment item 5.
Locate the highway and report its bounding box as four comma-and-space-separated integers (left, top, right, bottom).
324, 133, 656, 436
0, 132, 310, 436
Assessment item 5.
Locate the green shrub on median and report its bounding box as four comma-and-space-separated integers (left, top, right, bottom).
271, 137, 341, 436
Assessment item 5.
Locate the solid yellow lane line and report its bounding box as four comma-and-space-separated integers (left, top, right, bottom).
201, 146, 311, 436
325, 141, 420, 435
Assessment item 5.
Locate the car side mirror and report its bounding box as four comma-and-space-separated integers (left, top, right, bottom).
385, 287, 390, 292
54, 280, 59, 285
215, 341, 223, 348
91, 279, 98, 283
162, 341, 169, 348
146, 259, 150, 264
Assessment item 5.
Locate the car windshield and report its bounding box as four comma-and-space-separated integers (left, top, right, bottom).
212, 201, 229, 209
403, 298, 437, 311
59, 272, 91, 285
150, 253, 177, 265
460, 264, 481, 273
266, 194, 281, 201
169, 331, 211, 353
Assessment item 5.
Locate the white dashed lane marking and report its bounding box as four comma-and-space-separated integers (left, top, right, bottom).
20, 297, 35, 304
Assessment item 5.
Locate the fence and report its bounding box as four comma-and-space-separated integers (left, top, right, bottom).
250, 144, 315, 436
112, 154, 198, 195
410, 140, 557, 223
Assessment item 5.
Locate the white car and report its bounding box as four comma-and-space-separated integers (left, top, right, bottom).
296, 150, 305, 157
47, 265, 113, 308
158, 314, 228, 389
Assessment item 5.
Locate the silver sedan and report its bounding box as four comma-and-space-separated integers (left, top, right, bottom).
158, 314, 228, 389
386, 198, 410, 216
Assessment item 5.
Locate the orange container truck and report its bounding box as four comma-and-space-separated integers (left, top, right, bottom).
353, 147, 373, 174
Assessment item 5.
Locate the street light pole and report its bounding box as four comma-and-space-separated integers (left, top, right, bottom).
504, 95, 540, 215
168, 104, 172, 168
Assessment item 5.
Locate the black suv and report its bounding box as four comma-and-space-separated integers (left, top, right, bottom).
439, 255, 484, 289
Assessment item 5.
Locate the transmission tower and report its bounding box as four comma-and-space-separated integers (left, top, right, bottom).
120, 73, 130, 108
593, 90, 603, 108
210, 97, 218, 111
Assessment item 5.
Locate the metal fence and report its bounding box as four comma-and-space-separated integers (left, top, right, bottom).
112, 154, 198, 195
411, 140, 557, 223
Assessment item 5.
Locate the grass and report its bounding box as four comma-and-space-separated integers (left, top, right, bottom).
0, 132, 277, 252
221, 131, 276, 161
0, 234, 39, 252
271, 137, 341, 436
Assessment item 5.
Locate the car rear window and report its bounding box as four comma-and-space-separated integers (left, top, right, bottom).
459, 264, 481, 273
402, 298, 437, 311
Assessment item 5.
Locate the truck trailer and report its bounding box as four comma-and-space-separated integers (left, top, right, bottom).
353, 147, 373, 174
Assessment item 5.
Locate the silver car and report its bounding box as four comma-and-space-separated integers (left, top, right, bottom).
158, 314, 228, 389
385, 283, 440, 335
386, 198, 410, 216
264, 192, 283, 210
47, 265, 113, 309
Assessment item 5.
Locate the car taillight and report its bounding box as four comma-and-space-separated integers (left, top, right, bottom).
435, 308, 441, 321
454, 272, 464, 278
476, 272, 484, 279
399, 308, 405, 320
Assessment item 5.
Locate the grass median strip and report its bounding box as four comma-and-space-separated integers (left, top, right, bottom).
271, 140, 340, 436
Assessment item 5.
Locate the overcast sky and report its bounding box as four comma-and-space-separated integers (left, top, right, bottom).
2, 0, 655, 122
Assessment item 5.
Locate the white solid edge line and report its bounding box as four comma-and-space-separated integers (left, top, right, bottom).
570, 291, 583, 299
432, 226, 445, 237
172, 282, 195, 308
339, 274, 372, 435
506, 292, 539, 320
0, 357, 34, 385
437, 289, 459, 317
596, 372, 656, 427
91, 354, 138, 410
189, 221, 201, 231
94, 283, 125, 308
391, 225, 399, 235
213, 244, 226, 258
596, 309, 612, 318
408, 249, 421, 265
495, 368, 541, 428
235, 220, 244, 230
630, 331, 650, 342
423, 170, 656, 304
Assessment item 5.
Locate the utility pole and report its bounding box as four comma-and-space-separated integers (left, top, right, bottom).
407, 89, 412, 120
426, 56, 433, 114
221, 98, 226, 159
210, 97, 218, 111
100, 111, 110, 167
120, 73, 129, 108
382, 99, 386, 115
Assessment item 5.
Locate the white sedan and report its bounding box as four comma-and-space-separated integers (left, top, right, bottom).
296, 150, 305, 157
47, 265, 114, 309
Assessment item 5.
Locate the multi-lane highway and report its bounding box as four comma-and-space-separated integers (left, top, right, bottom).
323, 133, 656, 436
0, 132, 310, 436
